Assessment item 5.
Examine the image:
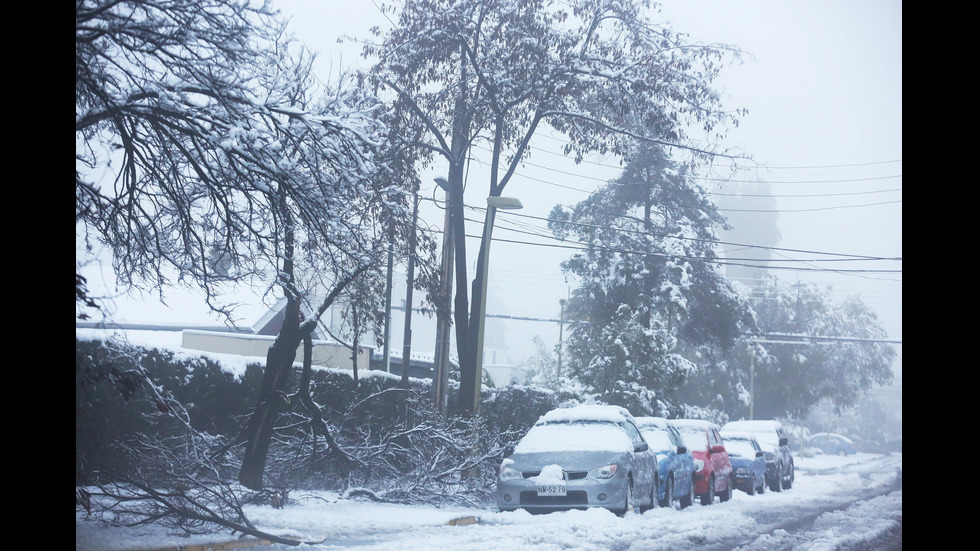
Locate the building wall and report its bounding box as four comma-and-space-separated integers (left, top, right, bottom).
180, 329, 372, 371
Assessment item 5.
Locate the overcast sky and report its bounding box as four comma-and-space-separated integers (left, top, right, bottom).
80, 1, 901, 381
267, 0, 901, 368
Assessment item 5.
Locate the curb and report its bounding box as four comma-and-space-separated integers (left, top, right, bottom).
140, 538, 273, 551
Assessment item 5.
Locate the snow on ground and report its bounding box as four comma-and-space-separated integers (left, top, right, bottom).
76, 327, 901, 550
75, 452, 901, 551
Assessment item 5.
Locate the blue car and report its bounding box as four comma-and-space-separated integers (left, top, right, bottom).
720, 431, 767, 495
808, 432, 857, 456
635, 417, 696, 508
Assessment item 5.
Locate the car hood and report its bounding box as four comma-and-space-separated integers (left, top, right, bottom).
506, 450, 629, 472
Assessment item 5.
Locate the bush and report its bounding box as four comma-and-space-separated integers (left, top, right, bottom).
479, 385, 559, 439
76, 338, 570, 506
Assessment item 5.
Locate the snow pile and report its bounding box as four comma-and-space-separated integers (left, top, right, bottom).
528, 464, 566, 484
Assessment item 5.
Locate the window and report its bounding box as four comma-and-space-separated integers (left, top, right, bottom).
622, 422, 645, 446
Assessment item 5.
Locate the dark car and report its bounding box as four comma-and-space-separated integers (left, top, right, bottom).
672, 419, 733, 505
720, 430, 767, 495
808, 432, 857, 456
496, 405, 659, 515
634, 416, 696, 509
722, 420, 795, 491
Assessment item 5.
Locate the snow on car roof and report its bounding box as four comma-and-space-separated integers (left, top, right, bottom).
633, 416, 671, 429
720, 430, 759, 442
536, 404, 636, 425
670, 419, 720, 430
722, 420, 782, 432
514, 422, 634, 454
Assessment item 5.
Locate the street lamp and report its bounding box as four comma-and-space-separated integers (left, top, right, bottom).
472, 194, 523, 413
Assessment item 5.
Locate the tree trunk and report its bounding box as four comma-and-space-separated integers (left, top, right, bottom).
449, 45, 475, 415
238, 264, 372, 490
238, 297, 302, 490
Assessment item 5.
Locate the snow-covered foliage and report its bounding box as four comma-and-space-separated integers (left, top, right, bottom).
366, 0, 746, 413
547, 144, 754, 416
744, 280, 896, 419
76, 0, 398, 322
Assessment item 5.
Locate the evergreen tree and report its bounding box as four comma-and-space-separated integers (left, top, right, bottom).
549, 144, 754, 415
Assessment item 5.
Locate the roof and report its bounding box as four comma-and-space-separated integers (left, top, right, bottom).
720, 430, 760, 442
670, 418, 720, 430
722, 420, 783, 433
536, 404, 636, 425
633, 416, 671, 429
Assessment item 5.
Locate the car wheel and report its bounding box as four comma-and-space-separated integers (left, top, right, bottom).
720, 475, 732, 502
659, 475, 673, 508
646, 475, 659, 511
700, 475, 715, 505
769, 467, 782, 492
783, 464, 793, 490
745, 479, 755, 496
757, 477, 765, 494
620, 476, 637, 516
679, 478, 693, 509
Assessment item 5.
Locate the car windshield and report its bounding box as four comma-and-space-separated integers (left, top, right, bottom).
724, 438, 756, 458
514, 421, 632, 454
753, 433, 779, 448
677, 429, 709, 452
639, 429, 674, 452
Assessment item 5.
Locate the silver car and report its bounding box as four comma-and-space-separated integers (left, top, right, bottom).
496, 405, 659, 515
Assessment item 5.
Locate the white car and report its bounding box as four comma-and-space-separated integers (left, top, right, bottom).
497, 405, 659, 515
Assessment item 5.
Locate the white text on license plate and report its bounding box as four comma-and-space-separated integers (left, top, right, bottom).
536, 484, 567, 496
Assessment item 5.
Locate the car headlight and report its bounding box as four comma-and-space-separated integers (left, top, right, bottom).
692, 459, 705, 472
589, 464, 619, 479
499, 466, 522, 481
764, 452, 775, 462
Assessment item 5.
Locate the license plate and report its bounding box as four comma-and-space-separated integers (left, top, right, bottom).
536, 484, 567, 496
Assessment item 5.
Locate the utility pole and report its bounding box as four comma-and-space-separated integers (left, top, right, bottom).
432, 177, 453, 415
749, 350, 755, 420
557, 298, 567, 383
401, 191, 419, 387
382, 225, 394, 373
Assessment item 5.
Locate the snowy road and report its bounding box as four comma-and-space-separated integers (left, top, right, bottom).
76, 452, 901, 551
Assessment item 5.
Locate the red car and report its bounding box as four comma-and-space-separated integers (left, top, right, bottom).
671, 419, 733, 505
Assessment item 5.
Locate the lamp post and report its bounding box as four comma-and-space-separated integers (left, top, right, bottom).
472, 195, 523, 413
432, 177, 453, 415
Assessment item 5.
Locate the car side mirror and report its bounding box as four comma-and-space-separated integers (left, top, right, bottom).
779, 437, 789, 446
676, 445, 687, 455
710, 444, 725, 454
756, 451, 765, 458
634, 442, 649, 453
503, 444, 515, 458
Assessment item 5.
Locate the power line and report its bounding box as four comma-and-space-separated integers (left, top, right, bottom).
481, 215, 897, 265
719, 199, 901, 213
527, 132, 902, 170
485, 205, 899, 262
481, 142, 903, 187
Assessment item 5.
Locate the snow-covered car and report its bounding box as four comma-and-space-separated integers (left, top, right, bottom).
496, 405, 659, 515
720, 430, 767, 495
671, 419, 733, 505
722, 420, 794, 491
634, 416, 696, 508
807, 432, 857, 456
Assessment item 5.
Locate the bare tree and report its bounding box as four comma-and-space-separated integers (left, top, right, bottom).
76, 0, 410, 490
365, 0, 748, 414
